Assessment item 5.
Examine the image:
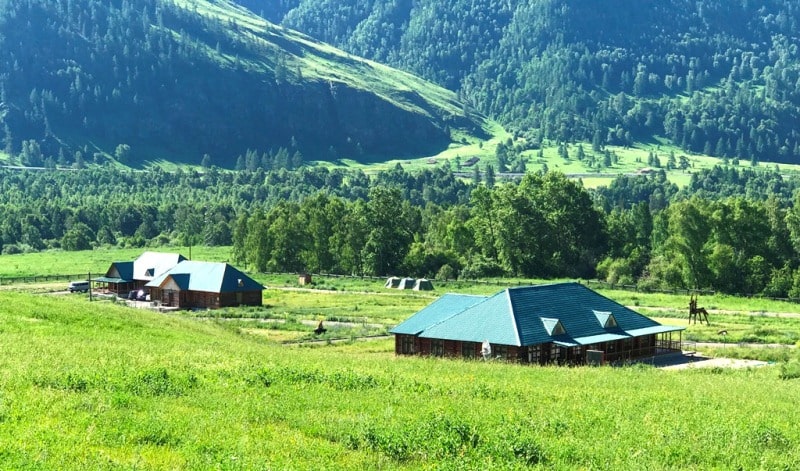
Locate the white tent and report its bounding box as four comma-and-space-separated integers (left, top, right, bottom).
397, 277, 416, 290
384, 276, 401, 289
413, 278, 434, 291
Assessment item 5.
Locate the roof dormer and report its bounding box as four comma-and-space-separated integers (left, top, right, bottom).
541, 317, 566, 336
593, 310, 618, 328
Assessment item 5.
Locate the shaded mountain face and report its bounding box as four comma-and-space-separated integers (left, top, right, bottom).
0, 0, 481, 167
258, 0, 800, 164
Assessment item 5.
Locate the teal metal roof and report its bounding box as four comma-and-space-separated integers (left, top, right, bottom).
103, 261, 134, 282
145, 261, 264, 293
390, 294, 485, 335
573, 333, 630, 345
626, 325, 685, 336
93, 276, 127, 283
418, 291, 520, 344
397, 282, 683, 347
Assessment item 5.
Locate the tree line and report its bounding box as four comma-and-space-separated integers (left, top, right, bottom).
8, 165, 800, 297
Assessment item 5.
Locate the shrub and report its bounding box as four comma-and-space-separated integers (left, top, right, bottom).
779, 359, 800, 380
1, 244, 22, 255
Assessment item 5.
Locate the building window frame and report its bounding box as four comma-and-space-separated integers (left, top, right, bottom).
462, 341, 476, 359
401, 336, 415, 354
431, 339, 444, 357
528, 344, 541, 364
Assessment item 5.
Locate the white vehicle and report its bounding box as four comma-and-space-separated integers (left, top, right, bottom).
68, 281, 90, 293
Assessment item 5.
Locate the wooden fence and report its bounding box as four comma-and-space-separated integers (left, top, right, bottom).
0, 274, 89, 286
4, 270, 800, 305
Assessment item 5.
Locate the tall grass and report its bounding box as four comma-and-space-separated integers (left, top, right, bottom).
1, 292, 799, 469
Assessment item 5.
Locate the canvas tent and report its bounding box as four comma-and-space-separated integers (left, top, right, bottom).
397, 277, 416, 290
384, 277, 401, 289
413, 278, 434, 291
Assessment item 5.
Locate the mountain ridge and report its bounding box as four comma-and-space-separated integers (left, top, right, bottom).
258, 0, 800, 165
0, 0, 485, 168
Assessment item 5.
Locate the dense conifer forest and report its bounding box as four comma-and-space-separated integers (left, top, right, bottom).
0, 0, 481, 166
261, 0, 800, 165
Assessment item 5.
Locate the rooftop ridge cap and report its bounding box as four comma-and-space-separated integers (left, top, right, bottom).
505, 288, 522, 346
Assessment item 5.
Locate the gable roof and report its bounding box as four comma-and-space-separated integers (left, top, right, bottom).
396, 282, 684, 347
132, 252, 187, 281
97, 261, 135, 283
145, 261, 264, 293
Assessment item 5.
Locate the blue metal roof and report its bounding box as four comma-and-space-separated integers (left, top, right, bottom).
390, 294, 485, 335
418, 291, 520, 344
104, 261, 134, 282
573, 333, 630, 345
626, 325, 684, 336
145, 261, 264, 293
396, 282, 685, 347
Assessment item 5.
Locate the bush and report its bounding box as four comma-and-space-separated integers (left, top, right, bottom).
1, 244, 22, 255
459, 257, 505, 279
779, 359, 800, 380
436, 264, 456, 281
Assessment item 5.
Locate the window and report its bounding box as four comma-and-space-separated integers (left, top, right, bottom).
401, 336, 415, 354
570, 346, 582, 360
431, 339, 444, 357
462, 342, 476, 359
527, 345, 541, 364
593, 310, 617, 328
494, 345, 508, 360
550, 344, 561, 362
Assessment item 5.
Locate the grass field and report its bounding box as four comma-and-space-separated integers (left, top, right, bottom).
5, 248, 800, 351
2, 291, 800, 469
0, 246, 236, 279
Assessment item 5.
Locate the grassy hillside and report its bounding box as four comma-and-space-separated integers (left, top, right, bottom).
0, 0, 486, 168
1, 291, 800, 468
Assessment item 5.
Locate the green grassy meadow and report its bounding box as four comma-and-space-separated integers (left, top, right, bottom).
0, 247, 236, 279
2, 291, 800, 469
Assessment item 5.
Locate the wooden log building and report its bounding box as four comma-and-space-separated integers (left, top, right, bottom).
145, 261, 264, 309
391, 282, 684, 366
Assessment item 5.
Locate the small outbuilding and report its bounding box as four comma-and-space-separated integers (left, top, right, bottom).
391, 282, 685, 365
298, 274, 312, 286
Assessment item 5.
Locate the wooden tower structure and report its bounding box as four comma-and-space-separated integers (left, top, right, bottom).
688, 293, 709, 325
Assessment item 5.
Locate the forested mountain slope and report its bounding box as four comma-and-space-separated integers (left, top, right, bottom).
256, 0, 800, 164
0, 0, 483, 167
